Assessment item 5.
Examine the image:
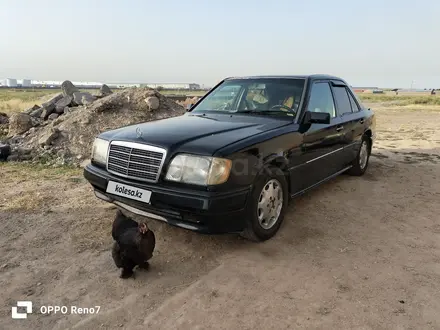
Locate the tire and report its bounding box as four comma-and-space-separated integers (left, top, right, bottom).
347, 135, 371, 176
240, 166, 289, 242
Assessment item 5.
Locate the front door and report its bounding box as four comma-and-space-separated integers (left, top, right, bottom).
289, 81, 346, 193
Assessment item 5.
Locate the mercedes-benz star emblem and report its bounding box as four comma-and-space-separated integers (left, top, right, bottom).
136, 127, 142, 138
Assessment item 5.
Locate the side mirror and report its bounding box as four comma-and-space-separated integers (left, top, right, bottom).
186, 103, 193, 112
303, 111, 330, 125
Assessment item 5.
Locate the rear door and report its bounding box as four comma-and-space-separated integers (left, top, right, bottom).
289, 81, 346, 193
330, 82, 366, 165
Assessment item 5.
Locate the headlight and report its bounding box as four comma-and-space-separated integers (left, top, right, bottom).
91, 138, 110, 165
165, 154, 232, 185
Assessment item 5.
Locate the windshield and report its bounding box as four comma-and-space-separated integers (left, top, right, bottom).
191, 78, 305, 117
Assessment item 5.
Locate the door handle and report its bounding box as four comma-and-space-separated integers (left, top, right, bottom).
359, 119, 364, 124
336, 125, 344, 132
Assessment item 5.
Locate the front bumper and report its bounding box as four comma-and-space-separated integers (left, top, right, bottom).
83, 164, 251, 234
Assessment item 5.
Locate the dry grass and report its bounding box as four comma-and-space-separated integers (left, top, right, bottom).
366, 103, 440, 112
0, 161, 81, 178
357, 93, 440, 106
0, 88, 60, 102
0, 89, 59, 115
0, 88, 98, 115
0, 162, 82, 211
2, 190, 47, 211
160, 89, 206, 96
0, 99, 41, 115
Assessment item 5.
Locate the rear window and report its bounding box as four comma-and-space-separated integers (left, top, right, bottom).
348, 91, 360, 112
332, 86, 352, 115
347, 87, 364, 110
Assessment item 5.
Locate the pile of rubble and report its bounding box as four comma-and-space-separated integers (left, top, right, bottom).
175, 96, 201, 108
0, 112, 8, 136
1, 80, 185, 165
18, 81, 112, 130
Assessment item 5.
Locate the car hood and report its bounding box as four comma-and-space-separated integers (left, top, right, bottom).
98, 113, 291, 156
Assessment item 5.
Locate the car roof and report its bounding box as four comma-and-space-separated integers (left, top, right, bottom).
224, 74, 345, 82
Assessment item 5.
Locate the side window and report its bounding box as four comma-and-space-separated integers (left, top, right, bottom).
307, 82, 336, 118
332, 86, 352, 116
347, 90, 360, 112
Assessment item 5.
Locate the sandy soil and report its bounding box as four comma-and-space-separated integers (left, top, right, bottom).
1, 104, 440, 330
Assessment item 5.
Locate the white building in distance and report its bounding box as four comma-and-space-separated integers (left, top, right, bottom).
30, 80, 103, 88
1, 78, 18, 87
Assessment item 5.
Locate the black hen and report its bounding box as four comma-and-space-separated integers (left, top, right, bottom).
0, 143, 11, 162
111, 210, 156, 279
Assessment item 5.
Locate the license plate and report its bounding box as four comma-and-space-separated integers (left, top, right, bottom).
106, 181, 151, 204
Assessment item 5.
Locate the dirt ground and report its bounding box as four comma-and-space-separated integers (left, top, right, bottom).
1, 103, 440, 330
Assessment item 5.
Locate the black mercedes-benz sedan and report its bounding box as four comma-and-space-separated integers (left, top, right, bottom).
83, 75, 375, 241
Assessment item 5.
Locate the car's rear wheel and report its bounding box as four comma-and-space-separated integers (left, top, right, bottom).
348, 135, 371, 176
240, 167, 288, 242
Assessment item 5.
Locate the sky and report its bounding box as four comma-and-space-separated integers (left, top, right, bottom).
1, 0, 439, 88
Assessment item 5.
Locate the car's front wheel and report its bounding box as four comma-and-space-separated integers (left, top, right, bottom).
240, 167, 289, 242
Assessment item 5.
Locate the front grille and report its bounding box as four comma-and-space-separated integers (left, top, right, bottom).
106, 141, 166, 183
